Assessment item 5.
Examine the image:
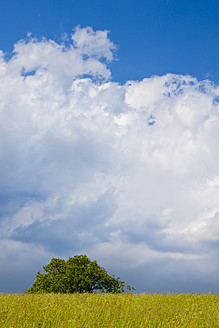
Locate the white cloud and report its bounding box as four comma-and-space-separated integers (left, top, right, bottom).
0, 27, 219, 293
207, 175, 219, 187
71, 26, 116, 61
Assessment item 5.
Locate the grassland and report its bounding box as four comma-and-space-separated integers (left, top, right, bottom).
0, 292, 218, 327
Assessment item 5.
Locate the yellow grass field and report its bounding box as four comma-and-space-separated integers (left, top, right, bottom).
0, 293, 218, 327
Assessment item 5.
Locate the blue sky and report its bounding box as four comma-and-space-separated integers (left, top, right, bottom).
0, 0, 219, 294
1, 0, 219, 83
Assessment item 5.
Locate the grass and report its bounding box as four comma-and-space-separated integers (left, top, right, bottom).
0, 292, 218, 327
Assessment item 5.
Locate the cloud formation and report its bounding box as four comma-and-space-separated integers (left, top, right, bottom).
0, 27, 219, 293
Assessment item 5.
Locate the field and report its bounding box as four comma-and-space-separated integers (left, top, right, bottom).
0, 293, 218, 327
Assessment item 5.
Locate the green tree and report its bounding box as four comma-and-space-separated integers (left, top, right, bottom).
26, 255, 133, 294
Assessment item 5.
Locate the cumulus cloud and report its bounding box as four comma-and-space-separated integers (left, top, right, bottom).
71, 26, 116, 61
0, 27, 219, 293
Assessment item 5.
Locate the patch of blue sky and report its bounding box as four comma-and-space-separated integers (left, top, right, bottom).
147, 115, 156, 126
213, 96, 219, 104
21, 69, 37, 77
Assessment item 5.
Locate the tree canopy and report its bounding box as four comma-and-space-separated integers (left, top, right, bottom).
26, 255, 133, 294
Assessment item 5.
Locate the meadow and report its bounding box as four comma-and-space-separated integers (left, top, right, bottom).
0, 293, 218, 327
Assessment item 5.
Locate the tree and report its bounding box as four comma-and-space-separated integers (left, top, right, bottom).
25, 255, 133, 294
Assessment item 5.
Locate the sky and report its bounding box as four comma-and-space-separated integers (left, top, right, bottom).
0, 0, 219, 294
